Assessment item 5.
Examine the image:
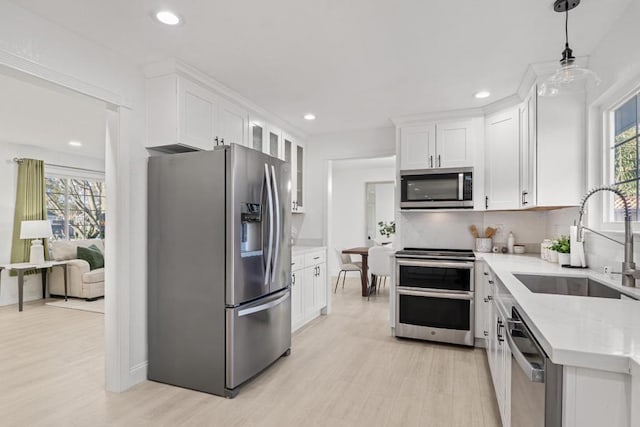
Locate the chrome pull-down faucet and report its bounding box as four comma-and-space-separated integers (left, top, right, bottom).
577, 186, 637, 287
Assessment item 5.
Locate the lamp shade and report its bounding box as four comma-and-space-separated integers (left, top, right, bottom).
20, 220, 53, 239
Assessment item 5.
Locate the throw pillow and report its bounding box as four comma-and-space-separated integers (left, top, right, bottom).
77, 246, 104, 271
89, 243, 103, 254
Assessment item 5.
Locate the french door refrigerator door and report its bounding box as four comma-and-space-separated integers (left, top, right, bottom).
226, 145, 273, 305
268, 159, 291, 295
225, 288, 291, 389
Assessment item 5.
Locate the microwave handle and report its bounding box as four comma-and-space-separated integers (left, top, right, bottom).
458, 173, 463, 200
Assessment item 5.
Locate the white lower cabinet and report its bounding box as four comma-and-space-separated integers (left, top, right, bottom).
483, 271, 511, 427
291, 249, 327, 332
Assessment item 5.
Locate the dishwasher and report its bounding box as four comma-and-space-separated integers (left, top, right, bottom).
506, 307, 563, 427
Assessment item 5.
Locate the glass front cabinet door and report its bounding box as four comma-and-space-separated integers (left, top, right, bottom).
284, 134, 304, 213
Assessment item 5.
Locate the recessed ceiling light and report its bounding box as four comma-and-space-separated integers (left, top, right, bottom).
303, 113, 316, 121
68, 141, 83, 147
155, 10, 181, 26
474, 91, 491, 99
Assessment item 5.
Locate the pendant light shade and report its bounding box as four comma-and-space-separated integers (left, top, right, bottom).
538, 0, 600, 97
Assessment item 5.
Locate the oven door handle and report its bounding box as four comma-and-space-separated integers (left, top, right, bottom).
397, 288, 474, 300
396, 260, 475, 269
505, 322, 545, 383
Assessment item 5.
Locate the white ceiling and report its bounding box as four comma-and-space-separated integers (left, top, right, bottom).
10, 0, 631, 134
0, 68, 106, 158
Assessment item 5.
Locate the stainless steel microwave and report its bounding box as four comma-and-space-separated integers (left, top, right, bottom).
400, 167, 473, 209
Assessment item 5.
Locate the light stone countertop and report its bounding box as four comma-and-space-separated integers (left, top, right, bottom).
292, 246, 327, 256
476, 252, 640, 374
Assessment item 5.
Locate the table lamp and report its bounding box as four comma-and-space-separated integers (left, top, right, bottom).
20, 220, 53, 264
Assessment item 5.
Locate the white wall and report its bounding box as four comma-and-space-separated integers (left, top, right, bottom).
329, 163, 395, 275
0, 0, 147, 391
0, 141, 104, 306
297, 127, 396, 245
578, 0, 640, 274
375, 183, 395, 233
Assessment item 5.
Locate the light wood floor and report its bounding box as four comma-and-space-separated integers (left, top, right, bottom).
0, 279, 500, 426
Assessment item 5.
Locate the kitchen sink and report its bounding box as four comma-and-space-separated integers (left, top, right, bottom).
513, 274, 637, 300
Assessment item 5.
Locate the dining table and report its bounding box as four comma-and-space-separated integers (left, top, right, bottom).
341, 247, 371, 297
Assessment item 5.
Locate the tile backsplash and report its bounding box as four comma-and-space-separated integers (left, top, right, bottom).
400, 210, 548, 252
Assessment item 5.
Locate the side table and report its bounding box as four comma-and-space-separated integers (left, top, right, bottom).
0, 261, 69, 311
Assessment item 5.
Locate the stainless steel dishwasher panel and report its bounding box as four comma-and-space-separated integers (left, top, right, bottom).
507, 308, 563, 427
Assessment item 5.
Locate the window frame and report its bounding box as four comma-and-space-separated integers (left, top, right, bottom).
45, 165, 105, 241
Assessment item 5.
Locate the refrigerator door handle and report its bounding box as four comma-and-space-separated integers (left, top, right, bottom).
237, 292, 289, 317
270, 165, 280, 285
264, 164, 274, 286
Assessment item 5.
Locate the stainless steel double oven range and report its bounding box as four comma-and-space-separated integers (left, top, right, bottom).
394, 248, 475, 346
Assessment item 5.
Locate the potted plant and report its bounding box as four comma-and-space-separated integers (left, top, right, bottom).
378, 221, 396, 241
550, 235, 570, 265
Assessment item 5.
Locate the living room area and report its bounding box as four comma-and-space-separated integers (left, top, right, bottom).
0, 70, 108, 313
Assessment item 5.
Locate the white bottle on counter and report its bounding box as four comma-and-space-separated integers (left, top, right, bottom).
507, 232, 515, 254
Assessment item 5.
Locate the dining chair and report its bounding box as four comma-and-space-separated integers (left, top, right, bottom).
334, 248, 363, 292
367, 246, 394, 300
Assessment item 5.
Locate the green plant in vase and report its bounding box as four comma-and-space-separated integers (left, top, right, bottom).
550, 235, 570, 253
550, 235, 570, 265
378, 221, 396, 238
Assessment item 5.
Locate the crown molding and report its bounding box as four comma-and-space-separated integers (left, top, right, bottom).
390, 107, 484, 126
142, 58, 308, 141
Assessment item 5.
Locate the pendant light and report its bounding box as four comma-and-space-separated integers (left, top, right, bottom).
538, 0, 601, 97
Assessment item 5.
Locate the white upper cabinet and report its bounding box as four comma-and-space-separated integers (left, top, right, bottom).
400, 120, 475, 171
536, 89, 585, 207
178, 77, 216, 149
400, 124, 436, 170
266, 125, 282, 159
250, 121, 265, 153
216, 97, 248, 147
436, 119, 474, 168
485, 107, 520, 210
146, 74, 248, 151
284, 134, 305, 213
519, 87, 537, 208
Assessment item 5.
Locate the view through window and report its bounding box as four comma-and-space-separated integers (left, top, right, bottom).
46, 176, 106, 240
611, 93, 640, 222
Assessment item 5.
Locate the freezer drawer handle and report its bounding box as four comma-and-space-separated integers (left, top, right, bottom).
238, 293, 289, 317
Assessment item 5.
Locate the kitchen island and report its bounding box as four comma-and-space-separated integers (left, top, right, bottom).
476, 253, 640, 427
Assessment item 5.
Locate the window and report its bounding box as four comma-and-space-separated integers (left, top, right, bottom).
610, 92, 640, 222
46, 176, 106, 240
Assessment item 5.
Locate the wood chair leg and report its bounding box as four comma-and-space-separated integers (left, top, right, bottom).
334, 270, 343, 293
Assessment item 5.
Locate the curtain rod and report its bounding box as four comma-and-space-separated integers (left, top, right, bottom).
12, 157, 105, 174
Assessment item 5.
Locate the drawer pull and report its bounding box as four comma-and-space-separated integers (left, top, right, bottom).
313, 256, 320, 260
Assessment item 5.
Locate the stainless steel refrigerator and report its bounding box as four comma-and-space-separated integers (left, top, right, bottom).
147, 143, 291, 398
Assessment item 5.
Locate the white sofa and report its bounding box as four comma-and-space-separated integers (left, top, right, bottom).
49, 239, 105, 300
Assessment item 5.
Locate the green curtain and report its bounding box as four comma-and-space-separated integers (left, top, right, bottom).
10, 159, 48, 264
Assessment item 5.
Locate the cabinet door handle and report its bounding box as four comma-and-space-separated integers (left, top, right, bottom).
438, 155, 441, 167
488, 280, 494, 285
429, 155, 433, 168
485, 196, 489, 210
292, 273, 296, 286
483, 272, 488, 276
483, 331, 489, 337
522, 191, 528, 206
483, 297, 489, 303
487, 295, 493, 301
497, 319, 505, 343
221, 138, 225, 145
215, 136, 219, 146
